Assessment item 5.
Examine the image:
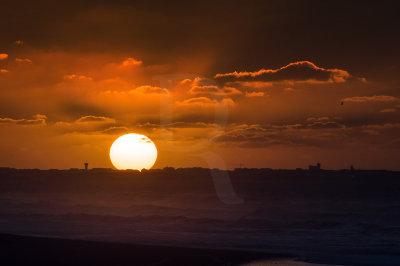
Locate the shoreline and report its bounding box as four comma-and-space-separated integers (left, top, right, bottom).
0, 233, 294, 266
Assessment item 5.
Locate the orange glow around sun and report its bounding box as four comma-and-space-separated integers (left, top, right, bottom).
109, 133, 157, 170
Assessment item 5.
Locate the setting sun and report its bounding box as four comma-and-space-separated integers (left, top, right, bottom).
1, 2, 400, 265
109, 133, 157, 170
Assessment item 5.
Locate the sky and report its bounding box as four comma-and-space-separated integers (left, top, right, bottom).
0, 0, 400, 170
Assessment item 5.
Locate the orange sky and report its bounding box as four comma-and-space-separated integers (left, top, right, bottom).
1, 1, 399, 170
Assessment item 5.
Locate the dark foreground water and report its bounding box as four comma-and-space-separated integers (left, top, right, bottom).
0, 168, 399, 265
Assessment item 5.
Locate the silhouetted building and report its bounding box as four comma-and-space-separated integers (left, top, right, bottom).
309, 162, 321, 171
84, 162, 88, 171
350, 165, 355, 171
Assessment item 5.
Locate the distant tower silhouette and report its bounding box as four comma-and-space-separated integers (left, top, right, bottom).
84, 162, 88, 171
309, 162, 321, 171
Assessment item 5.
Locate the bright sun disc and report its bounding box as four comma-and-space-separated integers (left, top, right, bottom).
110, 133, 157, 170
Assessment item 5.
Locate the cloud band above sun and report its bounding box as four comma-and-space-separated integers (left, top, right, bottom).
0, 46, 398, 170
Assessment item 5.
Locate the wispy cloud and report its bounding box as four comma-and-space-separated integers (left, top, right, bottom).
121, 57, 142, 67
64, 74, 93, 81
131, 85, 169, 95
0, 114, 47, 125
245, 91, 265, 97
178, 97, 235, 107
0, 54, 8, 60
16, 58, 33, 63
380, 108, 396, 113
343, 95, 399, 103
76, 115, 115, 123
214, 61, 352, 84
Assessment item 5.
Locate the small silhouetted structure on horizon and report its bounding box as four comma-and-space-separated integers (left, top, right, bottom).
84, 162, 88, 171
350, 165, 355, 171
309, 162, 321, 171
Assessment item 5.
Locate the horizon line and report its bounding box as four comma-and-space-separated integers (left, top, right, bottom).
0, 166, 397, 172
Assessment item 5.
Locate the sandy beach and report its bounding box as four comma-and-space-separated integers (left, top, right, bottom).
0, 233, 296, 266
